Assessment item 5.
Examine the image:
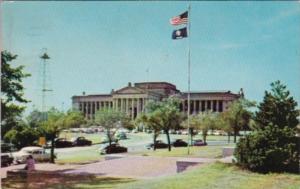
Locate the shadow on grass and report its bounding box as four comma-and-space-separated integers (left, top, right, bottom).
1, 169, 135, 189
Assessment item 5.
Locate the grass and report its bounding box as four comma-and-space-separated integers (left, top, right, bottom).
55, 148, 103, 164
2, 174, 135, 189
132, 145, 227, 158
117, 162, 300, 189
59, 132, 103, 144
3, 163, 299, 189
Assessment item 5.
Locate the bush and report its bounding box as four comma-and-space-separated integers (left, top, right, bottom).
235, 125, 299, 173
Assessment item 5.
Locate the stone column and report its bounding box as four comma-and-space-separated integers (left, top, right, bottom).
125, 98, 128, 115
142, 98, 145, 112
210, 100, 213, 111
193, 100, 196, 114
120, 99, 123, 112
137, 98, 140, 116
216, 100, 219, 112
131, 98, 134, 119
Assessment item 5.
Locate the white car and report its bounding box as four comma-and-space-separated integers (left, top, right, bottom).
13, 146, 51, 164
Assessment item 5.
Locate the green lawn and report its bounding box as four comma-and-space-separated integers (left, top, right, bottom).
55, 147, 103, 164
117, 163, 300, 189
2, 174, 135, 189
3, 163, 299, 189
132, 145, 229, 158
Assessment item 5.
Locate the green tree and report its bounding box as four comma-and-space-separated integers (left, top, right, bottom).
94, 108, 127, 147
216, 112, 232, 143
63, 110, 86, 128
4, 122, 39, 149
235, 81, 299, 173
27, 109, 47, 128
41, 108, 65, 163
1, 51, 31, 137
182, 114, 201, 144
255, 80, 298, 130
223, 99, 254, 143
143, 97, 182, 151
136, 111, 162, 151
200, 112, 218, 144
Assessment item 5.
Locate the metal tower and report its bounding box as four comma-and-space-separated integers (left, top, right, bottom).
40, 49, 52, 113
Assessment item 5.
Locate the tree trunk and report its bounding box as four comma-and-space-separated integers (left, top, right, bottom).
234, 128, 237, 143
107, 130, 112, 147
203, 133, 207, 144
227, 133, 231, 143
50, 137, 55, 163
190, 128, 193, 145
165, 129, 171, 151
153, 134, 157, 151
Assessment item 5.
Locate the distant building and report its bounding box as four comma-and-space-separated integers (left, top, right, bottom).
72, 82, 243, 120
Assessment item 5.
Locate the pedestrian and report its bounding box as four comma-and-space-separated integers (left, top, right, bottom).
24, 155, 35, 171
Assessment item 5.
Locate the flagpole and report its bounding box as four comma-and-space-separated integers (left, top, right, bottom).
187, 3, 191, 155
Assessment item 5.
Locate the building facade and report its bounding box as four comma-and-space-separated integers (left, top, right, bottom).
72, 82, 243, 120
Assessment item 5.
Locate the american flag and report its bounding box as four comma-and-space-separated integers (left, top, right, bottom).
170, 11, 188, 26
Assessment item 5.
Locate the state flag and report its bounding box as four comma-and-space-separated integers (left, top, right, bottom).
172, 27, 188, 40
170, 11, 188, 26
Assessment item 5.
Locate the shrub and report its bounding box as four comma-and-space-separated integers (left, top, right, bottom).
235, 125, 299, 173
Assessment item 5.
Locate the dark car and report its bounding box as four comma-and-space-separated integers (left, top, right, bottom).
172, 139, 188, 147
146, 140, 168, 149
55, 138, 73, 148
192, 139, 207, 146
1, 153, 14, 167
99, 143, 127, 154
71, 137, 92, 146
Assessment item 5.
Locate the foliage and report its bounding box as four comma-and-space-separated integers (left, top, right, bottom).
26, 109, 48, 128
3, 122, 40, 149
221, 99, 254, 143
63, 110, 86, 128
1, 51, 30, 137
94, 108, 128, 147
235, 81, 299, 173
255, 80, 298, 130
235, 125, 299, 173
144, 97, 182, 151
215, 112, 232, 143
135, 112, 162, 151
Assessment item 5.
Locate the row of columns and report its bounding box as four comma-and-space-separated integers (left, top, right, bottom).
181, 100, 224, 114
79, 99, 226, 119
113, 98, 147, 119
79, 98, 148, 120
79, 101, 113, 119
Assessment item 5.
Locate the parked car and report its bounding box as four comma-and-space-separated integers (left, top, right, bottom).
13, 146, 51, 164
55, 138, 73, 148
71, 137, 92, 146
1, 143, 17, 153
172, 139, 188, 147
1, 153, 14, 167
192, 139, 207, 146
99, 143, 127, 154
146, 140, 168, 149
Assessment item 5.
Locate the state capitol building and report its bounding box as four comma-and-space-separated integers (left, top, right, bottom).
72, 82, 243, 120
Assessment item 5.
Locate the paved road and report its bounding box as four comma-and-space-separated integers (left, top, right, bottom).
64, 155, 215, 179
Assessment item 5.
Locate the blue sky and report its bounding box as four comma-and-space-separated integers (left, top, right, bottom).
1, 1, 300, 113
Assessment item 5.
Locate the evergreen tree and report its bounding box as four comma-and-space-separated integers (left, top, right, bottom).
1, 51, 30, 137
235, 81, 299, 173
255, 80, 298, 129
